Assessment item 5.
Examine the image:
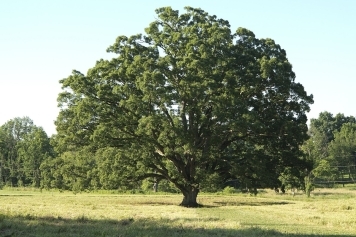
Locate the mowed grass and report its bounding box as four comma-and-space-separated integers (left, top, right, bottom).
0, 188, 356, 236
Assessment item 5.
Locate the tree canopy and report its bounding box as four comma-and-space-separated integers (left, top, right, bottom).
55, 6, 313, 207
0, 117, 53, 187
302, 112, 356, 184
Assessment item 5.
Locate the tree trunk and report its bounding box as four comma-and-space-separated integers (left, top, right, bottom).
153, 182, 158, 192
180, 187, 199, 207
0, 164, 3, 187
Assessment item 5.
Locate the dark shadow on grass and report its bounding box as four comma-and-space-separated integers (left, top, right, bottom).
312, 192, 339, 196
125, 201, 178, 206
312, 192, 356, 197
0, 214, 354, 237
213, 200, 292, 206
133, 201, 293, 208
148, 201, 294, 208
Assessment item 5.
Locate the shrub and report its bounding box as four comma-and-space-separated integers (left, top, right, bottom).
223, 186, 237, 194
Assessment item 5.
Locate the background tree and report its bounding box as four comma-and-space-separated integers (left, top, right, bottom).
0, 117, 36, 186
303, 112, 356, 185
328, 123, 356, 181
17, 127, 53, 187
40, 147, 95, 192
310, 112, 351, 142
40, 146, 140, 192
94, 147, 141, 191
308, 112, 355, 159
55, 7, 313, 207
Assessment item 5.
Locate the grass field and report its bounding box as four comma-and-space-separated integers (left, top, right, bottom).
0, 187, 356, 237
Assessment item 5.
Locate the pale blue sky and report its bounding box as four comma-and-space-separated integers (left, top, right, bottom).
1, 0, 355, 135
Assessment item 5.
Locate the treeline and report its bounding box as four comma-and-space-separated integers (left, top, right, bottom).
0, 117, 178, 192
303, 112, 356, 185
1, 112, 355, 193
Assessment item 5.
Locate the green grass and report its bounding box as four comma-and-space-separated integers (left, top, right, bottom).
0, 188, 356, 236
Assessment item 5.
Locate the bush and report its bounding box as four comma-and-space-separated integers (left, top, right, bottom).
223, 186, 237, 194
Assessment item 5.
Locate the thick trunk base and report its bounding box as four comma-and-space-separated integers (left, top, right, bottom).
180, 188, 199, 207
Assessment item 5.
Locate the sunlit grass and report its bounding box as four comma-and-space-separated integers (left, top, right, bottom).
0, 187, 355, 236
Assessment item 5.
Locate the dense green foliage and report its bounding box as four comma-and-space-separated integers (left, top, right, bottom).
4, 112, 355, 199
302, 112, 356, 185
0, 117, 53, 187
52, 6, 313, 206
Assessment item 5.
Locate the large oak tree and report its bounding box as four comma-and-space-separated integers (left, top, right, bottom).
55, 7, 313, 207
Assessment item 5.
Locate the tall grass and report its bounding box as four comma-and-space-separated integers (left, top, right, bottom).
0, 187, 355, 236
